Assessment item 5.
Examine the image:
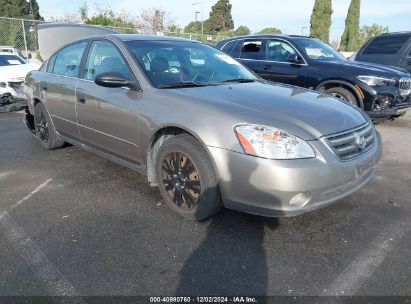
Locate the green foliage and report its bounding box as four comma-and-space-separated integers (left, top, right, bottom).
309, 0, 332, 43
233, 25, 251, 36
358, 23, 389, 47
205, 0, 234, 34
85, 8, 135, 29
78, 1, 88, 22
0, 0, 42, 20
184, 21, 202, 34
0, 18, 37, 51
256, 27, 282, 34
167, 23, 182, 34
340, 0, 361, 51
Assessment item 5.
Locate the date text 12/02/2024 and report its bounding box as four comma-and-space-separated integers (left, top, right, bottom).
149, 297, 258, 303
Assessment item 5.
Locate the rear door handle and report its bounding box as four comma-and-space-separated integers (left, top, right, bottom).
77, 95, 86, 104
407, 61, 411, 66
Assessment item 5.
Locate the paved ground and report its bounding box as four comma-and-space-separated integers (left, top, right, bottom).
0, 111, 410, 297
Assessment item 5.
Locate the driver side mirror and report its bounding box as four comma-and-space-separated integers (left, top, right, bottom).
287, 54, 304, 64
95, 72, 140, 91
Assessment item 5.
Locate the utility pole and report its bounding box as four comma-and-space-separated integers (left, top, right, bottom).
301, 26, 307, 36
192, 2, 204, 39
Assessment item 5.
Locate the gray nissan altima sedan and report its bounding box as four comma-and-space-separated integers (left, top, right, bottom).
24, 34, 382, 220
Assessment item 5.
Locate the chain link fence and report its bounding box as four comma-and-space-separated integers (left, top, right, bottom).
0, 17, 45, 60
0, 17, 227, 62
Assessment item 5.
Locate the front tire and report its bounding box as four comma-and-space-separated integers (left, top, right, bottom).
156, 134, 223, 220
325, 86, 358, 107
34, 102, 65, 150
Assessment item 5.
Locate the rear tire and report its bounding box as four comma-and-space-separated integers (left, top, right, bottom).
156, 134, 223, 221
34, 102, 65, 150
325, 86, 358, 107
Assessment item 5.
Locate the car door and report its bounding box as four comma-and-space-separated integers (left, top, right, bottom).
75, 39, 143, 164
258, 39, 307, 86
236, 39, 264, 74
402, 44, 411, 73
43, 41, 87, 140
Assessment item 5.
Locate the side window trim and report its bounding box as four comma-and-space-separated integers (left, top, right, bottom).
46, 53, 57, 73
78, 40, 92, 79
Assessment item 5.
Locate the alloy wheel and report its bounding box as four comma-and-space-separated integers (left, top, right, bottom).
330, 92, 349, 102
35, 111, 49, 143
161, 151, 201, 209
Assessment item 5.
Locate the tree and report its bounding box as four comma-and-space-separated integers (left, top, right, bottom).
136, 8, 175, 33
233, 25, 251, 36
309, 0, 332, 43
359, 23, 389, 46
256, 27, 282, 34
0, 0, 42, 20
184, 21, 202, 34
167, 22, 182, 34
48, 1, 87, 24
205, 0, 234, 34
85, 6, 135, 29
340, 0, 361, 51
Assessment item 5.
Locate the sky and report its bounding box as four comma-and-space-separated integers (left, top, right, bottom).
37, 0, 411, 41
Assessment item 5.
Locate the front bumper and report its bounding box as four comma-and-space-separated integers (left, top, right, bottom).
208, 132, 382, 217
367, 97, 411, 119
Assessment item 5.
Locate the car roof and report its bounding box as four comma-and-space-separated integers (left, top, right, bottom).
110, 34, 200, 43
218, 34, 312, 43
0, 52, 22, 56
379, 31, 411, 36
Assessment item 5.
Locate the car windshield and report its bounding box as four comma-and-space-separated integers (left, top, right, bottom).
0, 54, 26, 66
126, 40, 258, 88
293, 38, 347, 62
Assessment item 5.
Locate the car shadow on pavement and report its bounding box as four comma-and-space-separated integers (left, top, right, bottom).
176, 210, 278, 296
176, 151, 279, 296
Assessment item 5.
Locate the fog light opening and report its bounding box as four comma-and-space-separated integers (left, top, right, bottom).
289, 192, 311, 207
374, 95, 393, 110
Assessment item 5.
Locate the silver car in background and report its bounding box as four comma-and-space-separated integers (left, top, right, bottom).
24, 34, 382, 220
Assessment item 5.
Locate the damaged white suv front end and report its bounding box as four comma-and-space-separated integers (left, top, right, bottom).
0, 52, 40, 112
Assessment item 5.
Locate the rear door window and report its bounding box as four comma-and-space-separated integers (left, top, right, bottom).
363, 35, 410, 55
53, 42, 87, 77
240, 40, 263, 60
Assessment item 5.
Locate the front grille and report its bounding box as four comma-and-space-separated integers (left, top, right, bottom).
324, 123, 375, 161
399, 78, 411, 96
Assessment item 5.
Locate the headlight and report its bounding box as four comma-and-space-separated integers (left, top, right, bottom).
234, 124, 315, 160
357, 75, 396, 87
0, 82, 7, 88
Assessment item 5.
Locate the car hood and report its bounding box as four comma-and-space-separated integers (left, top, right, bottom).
318, 60, 409, 77
171, 82, 368, 140
0, 64, 39, 82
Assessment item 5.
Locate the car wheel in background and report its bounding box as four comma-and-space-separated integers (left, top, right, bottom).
34, 102, 65, 150
325, 87, 358, 107
156, 134, 223, 220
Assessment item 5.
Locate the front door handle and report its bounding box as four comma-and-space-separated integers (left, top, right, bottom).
40, 84, 48, 91
407, 61, 411, 66
77, 95, 86, 104
262, 64, 271, 71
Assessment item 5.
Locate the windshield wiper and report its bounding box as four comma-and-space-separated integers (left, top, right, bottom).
158, 82, 208, 89
220, 78, 258, 84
